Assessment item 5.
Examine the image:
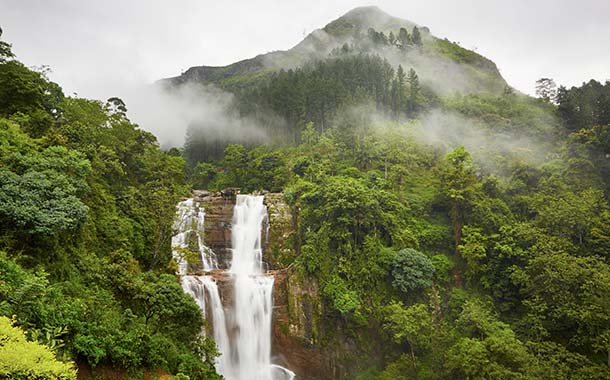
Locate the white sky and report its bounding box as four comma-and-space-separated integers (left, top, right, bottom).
1, 0, 609, 100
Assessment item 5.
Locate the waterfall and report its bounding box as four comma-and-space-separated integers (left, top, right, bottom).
180, 275, 231, 375
172, 199, 218, 273
172, 195, 294, 380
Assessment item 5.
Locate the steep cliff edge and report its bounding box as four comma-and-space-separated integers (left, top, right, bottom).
192, 190, 235, 268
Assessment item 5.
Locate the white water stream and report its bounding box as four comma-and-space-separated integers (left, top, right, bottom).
172, 195, 294, 380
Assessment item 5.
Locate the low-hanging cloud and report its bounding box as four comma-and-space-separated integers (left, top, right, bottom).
260, 7, 507, 96
331, 100, 557, 174
123, 82, 269, 148
402, 108, 557, 173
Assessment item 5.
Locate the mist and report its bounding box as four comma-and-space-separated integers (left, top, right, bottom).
336, 101, 557, 175
256, 24, 507, 98
123, 82, 269, 148
407, 109, 555, 170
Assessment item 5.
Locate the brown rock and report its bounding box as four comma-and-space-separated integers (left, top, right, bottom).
198, 192, 235, 269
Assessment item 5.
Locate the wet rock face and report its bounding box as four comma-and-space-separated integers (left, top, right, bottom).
193, 190, 291, 271
271, 268, 365, 380
272, 270, 330, 380
262, 193, 337, 380
195, 191, 235, 269
263, 193, 296, 269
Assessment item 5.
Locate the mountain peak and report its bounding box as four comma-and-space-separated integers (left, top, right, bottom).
324, 6, 418, 37
343, 5, 390, 19
161, 6, 506, 96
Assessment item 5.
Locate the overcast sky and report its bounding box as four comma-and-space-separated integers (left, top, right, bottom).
1, 0, 609, 100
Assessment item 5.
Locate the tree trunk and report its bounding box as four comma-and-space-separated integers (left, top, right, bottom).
410, 345, 418, 379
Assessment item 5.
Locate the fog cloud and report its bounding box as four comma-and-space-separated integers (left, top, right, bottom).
403, 108, 557, 173
124, 83, 269, 148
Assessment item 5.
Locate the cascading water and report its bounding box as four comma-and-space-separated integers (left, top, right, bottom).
172, 199, 218, 272
172, 195, 294, 380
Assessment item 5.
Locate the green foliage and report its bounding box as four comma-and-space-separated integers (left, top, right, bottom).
398, 27, 411, 48
0, 252, 217, 378
0, 316, 76, 380
432, 38, 488, 66
249, 54, 430, 144
0, 28, 14, 63
526, 341, 610, 380
200, 144, 288, 192
566, 124, 610, 191
0, 34, 213, 380
322, 275, 361, 315
4, 22, 610, 380
374, 355, 413, 380
458, 226, 488, 281
257, 70, 610, 377
0, 126, 91, 235
390, 248, 435, 293
557, 79, 610, 132
438, 146, 480, 248
446, 299, 537, 380
535, 78, 558, 103
430, 254, 454, 284
411, 27, 422, 47
191, 161, 216, 189
523, 251, 610, 353
383, 302, 433, 349
443, 91, 559, 137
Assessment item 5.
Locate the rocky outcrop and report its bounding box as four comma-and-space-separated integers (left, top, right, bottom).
263, 193, 340, 380
194, 190, 235, 268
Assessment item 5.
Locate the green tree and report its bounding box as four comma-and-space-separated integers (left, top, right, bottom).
0, 27, 15, 62
406, 68, 422, 115
0, 145, 90, 236
398, 27, 411, 49
535, 78, 557, 103
438, 147, 479, 251
383, 302, 434, 375
390, 248, 435, 293
411, 26, 422, 47
523, 251, 610, 359
446, 299, 537, 380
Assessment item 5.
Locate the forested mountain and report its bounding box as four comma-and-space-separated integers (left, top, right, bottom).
1, 5, 610, 380
161, 6, 505, 95
160, 6, 510, 163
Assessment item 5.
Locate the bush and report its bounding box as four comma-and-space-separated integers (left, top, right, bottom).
0, 316, 76, 380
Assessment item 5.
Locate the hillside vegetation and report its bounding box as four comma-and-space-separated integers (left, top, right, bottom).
0, 34, 219, 380
1, 6, 610, 380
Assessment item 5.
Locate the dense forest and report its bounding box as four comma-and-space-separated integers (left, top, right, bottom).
0, 33, 219, 379
2, 5, 610, 380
